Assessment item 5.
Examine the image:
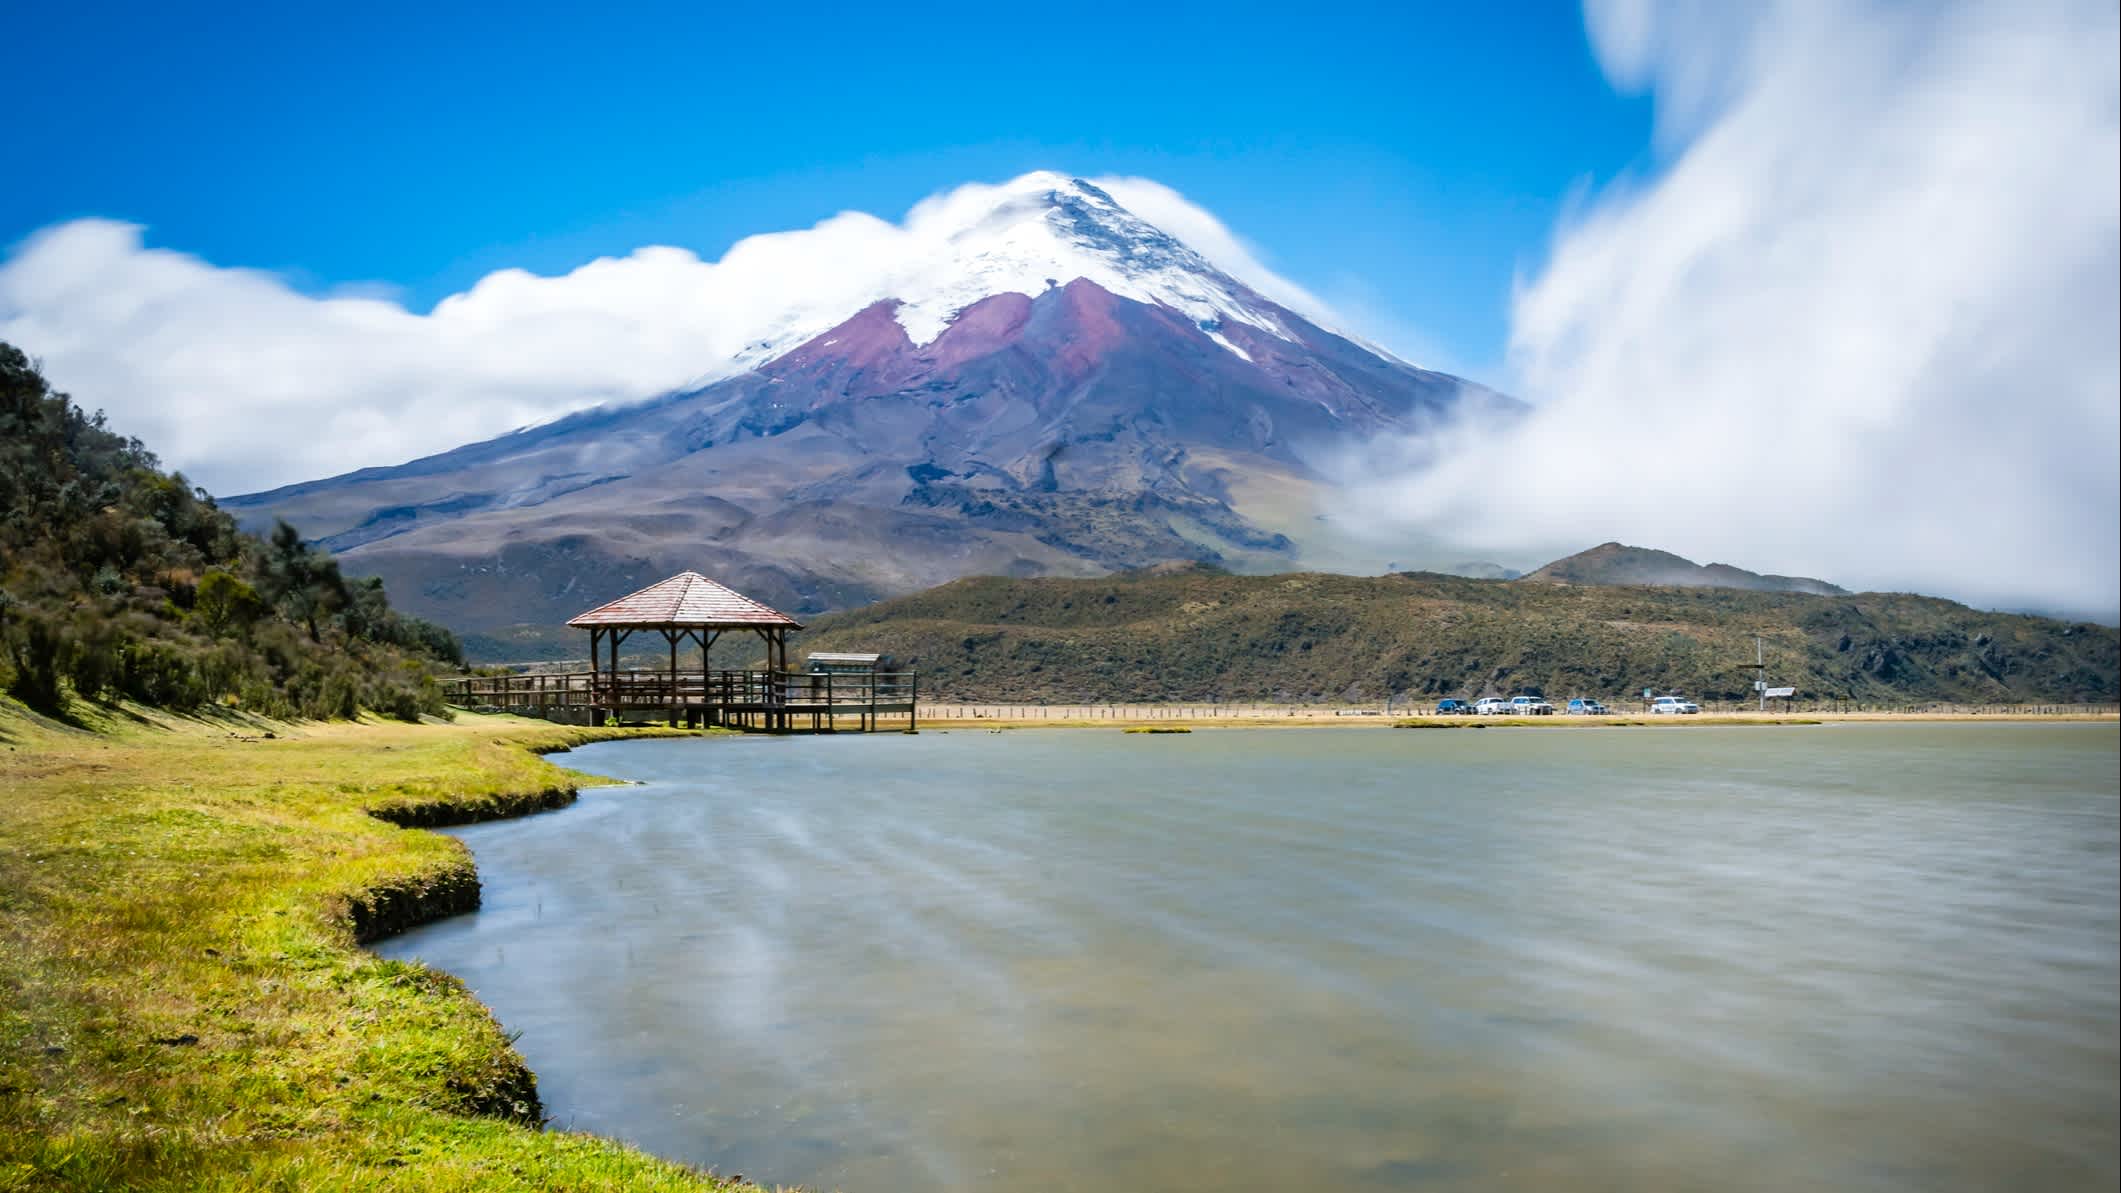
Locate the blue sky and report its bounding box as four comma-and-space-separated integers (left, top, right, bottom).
9, 0, 1650, 378
16, 1, 2106, 614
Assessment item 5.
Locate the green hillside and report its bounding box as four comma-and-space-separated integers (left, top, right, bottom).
795, 565, 2120, 705
0, 343, 460, 718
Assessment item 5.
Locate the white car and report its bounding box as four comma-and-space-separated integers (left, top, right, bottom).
1507, 696, 1555, 715
1649, 695, 1701, 715
1473, 697, 1512, 715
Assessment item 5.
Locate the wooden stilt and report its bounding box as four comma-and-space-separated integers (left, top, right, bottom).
588, 627, 602, 724
665, 628, 679, 725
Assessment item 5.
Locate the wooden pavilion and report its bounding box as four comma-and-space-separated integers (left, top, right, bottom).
568, 570, 802, 712
440, 572, 917, 731
408, 570, 914, 732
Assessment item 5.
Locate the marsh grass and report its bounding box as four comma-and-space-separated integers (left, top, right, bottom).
0, 700, 770, 1191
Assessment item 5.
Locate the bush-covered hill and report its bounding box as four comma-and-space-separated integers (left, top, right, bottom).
0, 343, 460, 718
796, 565, 2121, 705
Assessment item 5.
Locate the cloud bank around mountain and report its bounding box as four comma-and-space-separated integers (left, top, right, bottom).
1342, 0, 2120, 619
0, 173, 1314, 496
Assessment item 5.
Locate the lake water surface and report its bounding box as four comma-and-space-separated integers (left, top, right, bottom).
378, 724, 2119, 1192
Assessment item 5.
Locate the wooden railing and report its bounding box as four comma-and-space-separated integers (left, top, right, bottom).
441, 668, 918, 711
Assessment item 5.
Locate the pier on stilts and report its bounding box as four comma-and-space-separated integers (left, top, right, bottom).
439, 572, 917, 733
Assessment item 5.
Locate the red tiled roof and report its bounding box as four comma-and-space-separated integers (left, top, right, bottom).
565, 572, 804, 629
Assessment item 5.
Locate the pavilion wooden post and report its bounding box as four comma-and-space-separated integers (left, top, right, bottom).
587, 626, 602, 725
699, 630, 720, 727
757, 627, 772, 732
771, 627, 784, 732
664, 628, 680, 725
766, 627, 788, 732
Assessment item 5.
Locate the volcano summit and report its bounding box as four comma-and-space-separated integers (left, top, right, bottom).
227, 174, 1511, 643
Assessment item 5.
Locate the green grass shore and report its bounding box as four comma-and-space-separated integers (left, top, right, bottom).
0, 699, 766, 1193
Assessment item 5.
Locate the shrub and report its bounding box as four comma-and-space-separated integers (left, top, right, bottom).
193, 569, 266, 637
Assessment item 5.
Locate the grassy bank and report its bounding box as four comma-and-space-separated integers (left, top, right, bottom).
0, 700, 761, 1192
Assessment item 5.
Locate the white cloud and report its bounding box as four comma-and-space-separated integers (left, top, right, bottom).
0, 172, 1308, 496
1343, 0, 2120, 618
0, 214, 896, 494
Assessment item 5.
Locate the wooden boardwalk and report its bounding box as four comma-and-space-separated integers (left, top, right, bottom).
442, 667, 919, 733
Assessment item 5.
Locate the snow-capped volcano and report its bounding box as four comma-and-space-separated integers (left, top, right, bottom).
4, 171, 1381, 498
874, 172, 1302, 351
713, 171, 1328, 380
226, 172, 1509, 651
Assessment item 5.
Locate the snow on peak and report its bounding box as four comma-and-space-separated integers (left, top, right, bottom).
883, 173, 1302, 347
674, 173, 1323, 378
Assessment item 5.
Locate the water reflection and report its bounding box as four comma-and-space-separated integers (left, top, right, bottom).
379, 725, 2120, 1192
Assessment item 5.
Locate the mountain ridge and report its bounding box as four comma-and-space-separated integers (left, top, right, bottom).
1523, 542, 1845, 595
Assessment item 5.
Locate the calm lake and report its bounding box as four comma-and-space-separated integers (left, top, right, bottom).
377, 724, 2119, 1192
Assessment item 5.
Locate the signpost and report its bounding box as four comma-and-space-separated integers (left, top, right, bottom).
1743, 637, 1796, 710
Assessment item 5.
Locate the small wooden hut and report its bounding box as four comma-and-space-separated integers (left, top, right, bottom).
804, 651, 894, 676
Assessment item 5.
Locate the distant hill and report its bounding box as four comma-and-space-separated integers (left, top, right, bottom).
1523, 542, 1846, 595
791, 566, 2117, 705
1440, 561, 1524, 581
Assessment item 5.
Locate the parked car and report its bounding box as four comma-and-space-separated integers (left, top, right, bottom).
1473, 697, 1512, 715
1508, 696, 1556, 715
1567, 698, 1609, 715
1650, 695, 1701, 715
1435, 699, 1473, 714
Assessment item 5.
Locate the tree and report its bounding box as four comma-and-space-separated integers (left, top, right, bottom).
258, 521, 347, 642
193, 569, 265, 637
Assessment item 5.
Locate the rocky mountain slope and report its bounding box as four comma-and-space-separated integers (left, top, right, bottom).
792, 565, 2119, 705
225, 175, 1511, 633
